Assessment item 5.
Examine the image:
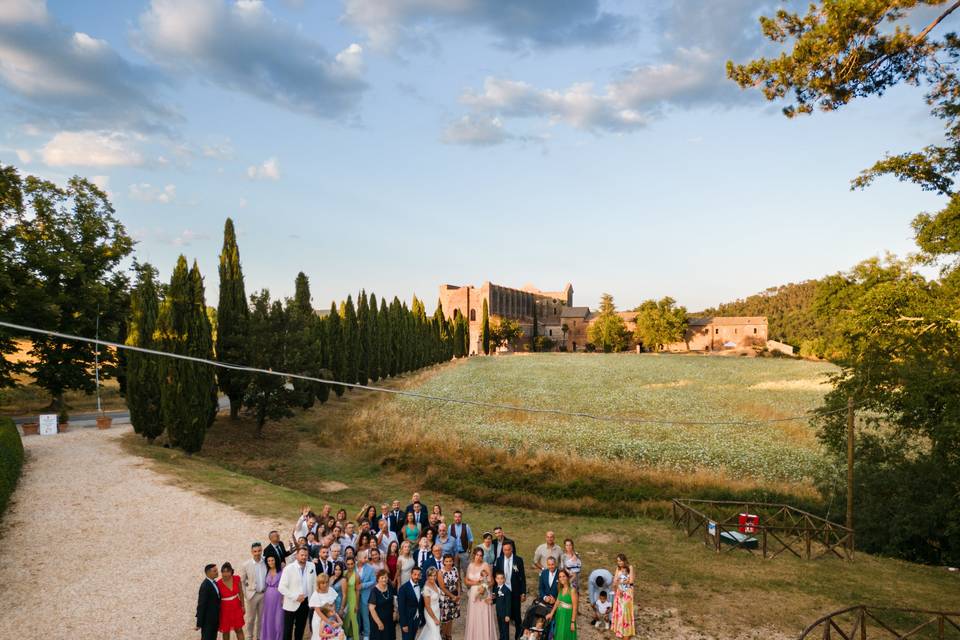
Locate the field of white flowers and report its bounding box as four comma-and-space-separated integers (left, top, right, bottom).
397, 353, 839, 483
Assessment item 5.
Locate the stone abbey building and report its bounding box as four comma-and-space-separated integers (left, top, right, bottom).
439, 280, 771, 354
438, 281, 573, 354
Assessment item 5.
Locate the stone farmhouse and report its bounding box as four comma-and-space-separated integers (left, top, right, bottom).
438, 280, 772, 353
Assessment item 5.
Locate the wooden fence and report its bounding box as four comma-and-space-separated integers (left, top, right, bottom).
671, 499, 854, 560
799, 605, 960, 639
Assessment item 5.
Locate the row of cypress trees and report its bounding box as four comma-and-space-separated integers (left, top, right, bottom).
126, 218, 472, 448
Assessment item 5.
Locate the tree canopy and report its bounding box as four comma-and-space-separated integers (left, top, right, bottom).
589, 293, 629, 352
633, 297, 688, 351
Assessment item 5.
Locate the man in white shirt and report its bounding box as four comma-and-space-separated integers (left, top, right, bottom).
278, 546, 316, 640
339, 522, 357, 552
376, 518, 398, 556
242, 542, 267, 640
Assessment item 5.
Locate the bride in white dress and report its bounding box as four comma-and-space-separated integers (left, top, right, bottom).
419, 568, 443, 640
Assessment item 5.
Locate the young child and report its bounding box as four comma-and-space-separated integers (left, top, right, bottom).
494, 571, 512, 640
522, 615, 546, 640
593, 590, 611, 630
319, 603, 345, 640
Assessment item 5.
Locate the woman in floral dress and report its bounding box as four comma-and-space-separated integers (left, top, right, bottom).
437, 554, 462, 640
610, 554, 635, 639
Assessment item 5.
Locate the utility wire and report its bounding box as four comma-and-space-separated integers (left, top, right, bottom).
0, 319, 853, 427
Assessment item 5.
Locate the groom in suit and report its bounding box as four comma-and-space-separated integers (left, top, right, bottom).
196, 564, 221, 640
493, 542, 526, 640
398, 567, 424, 640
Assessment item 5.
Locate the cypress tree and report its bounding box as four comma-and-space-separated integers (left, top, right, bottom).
189, 261, 218, 437
357, 290, 370, 386
532, 303, 539, 351
342, 295, 359, 385
460, 312, 470, 356
452, 310, 465, 358
481, 299, 490, 355
245, 291, 297, 436
379, 297, 392, 377
126, 262, 162, 440
326, 302, 345, 396
157, 257, 216, 452
288, 272, 319, 408
216, 218, 249, 419
368, 293, 380, 382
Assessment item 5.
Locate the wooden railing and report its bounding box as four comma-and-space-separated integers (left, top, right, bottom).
671, 499, 854, 560
799, 606, 960, 639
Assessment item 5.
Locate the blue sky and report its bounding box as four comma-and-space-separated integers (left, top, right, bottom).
0, 0, 947, 312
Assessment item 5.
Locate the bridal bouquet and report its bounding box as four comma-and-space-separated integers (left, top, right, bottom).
474, 578, 489, 602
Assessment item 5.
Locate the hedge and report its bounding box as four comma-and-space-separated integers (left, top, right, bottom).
0, 417, 24, 520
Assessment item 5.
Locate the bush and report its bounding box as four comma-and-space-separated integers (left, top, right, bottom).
0, 417, 24, 520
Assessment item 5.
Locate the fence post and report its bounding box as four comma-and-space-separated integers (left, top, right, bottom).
805, 530, 812, 560
762, 528, 767, 559
860, 606, 867, 640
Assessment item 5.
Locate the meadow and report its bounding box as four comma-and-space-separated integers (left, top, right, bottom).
392, 353, 838, 484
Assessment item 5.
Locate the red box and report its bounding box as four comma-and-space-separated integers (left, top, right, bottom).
738, 513, 759, 534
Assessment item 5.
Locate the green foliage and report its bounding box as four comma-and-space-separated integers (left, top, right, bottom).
588, 293, 628, 352
379, 297, 392, 378
633, 296, 688, 351
357, 290, 370, 386
216, 218, 249, 418
812, 256, 960, 564
728, 1, 960, 195
286, 272, 324, 408
368, 293, 380, 382
452, 310, 466, 358
489, 317, 523, 350
245, 291, 299, 436
126, 262, 163, 440
0, 417, 23, 521
157, 257, 217, 453
481, 299, 490, 355
7, 174, 132, 416
0, 165, 27, 388
341, 295, 359, 386
326, 302, 345, 396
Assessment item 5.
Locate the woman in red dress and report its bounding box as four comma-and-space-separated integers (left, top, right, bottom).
217, 562, 246, 639
385, 541, 399, 584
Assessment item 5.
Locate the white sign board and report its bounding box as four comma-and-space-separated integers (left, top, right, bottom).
38, 414, 58, 436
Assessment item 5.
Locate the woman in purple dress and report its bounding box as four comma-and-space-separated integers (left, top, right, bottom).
261, 555, 284, 640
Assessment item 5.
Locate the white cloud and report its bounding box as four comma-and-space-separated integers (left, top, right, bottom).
342, 0, 633, 52
446, 1, 781, 146
201, 137, 234, 160
0, 0, 48, 26
246, 157, 280, 181
134, 227, 208, 247
15, 148, 32, 163
41, 131, 144, 167
90, 175, 110, 191
129, 182, 176, 203
0, 2, 173, 133
441, 115, 512, 146
136, 0, 367, 119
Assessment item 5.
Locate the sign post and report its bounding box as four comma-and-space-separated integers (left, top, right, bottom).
39, 413, 58, 436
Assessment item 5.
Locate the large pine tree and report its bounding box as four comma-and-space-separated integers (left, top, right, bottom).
216, 218, 249, 418
125, 262, 163, 440
288, 272, 320, 407
379, 297, 392, 377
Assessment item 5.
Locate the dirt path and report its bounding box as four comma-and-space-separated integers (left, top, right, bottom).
0, 426, 284, 640
0, 426, 790, 640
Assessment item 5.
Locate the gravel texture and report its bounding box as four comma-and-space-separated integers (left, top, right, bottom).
0, 426, 283, 640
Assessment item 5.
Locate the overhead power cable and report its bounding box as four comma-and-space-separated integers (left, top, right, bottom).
0, 320, 852, 427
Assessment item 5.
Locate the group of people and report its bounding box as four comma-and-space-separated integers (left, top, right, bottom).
196, 493, 637, 640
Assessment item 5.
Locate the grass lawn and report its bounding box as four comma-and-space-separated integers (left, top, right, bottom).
121, 358, 959, 639
0, 377, 126, 417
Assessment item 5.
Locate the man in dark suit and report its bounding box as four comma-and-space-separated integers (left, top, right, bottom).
398, 567, 423, 640
196, 564, 221, 640
419, 544, 443, 586
493, 542, 526, 640
492, 527, 515, 562
315, 545, 334, 576
264, 530, 288, 570
404, 492, 422, 515
538, 557, 559, 605
387, 499, 405, 535
409, 502, 427, 527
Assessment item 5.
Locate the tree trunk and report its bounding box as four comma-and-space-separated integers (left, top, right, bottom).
229, 396, 240, 419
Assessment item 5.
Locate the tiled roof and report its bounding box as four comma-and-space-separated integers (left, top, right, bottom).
688, 316, 767, 326
560, 306, 590, 318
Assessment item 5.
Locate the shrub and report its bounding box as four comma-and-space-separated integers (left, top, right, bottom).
0, 417, 24, 520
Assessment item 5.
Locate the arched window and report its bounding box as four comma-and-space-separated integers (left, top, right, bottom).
470, 309, 476, 321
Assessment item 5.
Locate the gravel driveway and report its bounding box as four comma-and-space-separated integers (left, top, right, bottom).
0, 426, 284, 640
